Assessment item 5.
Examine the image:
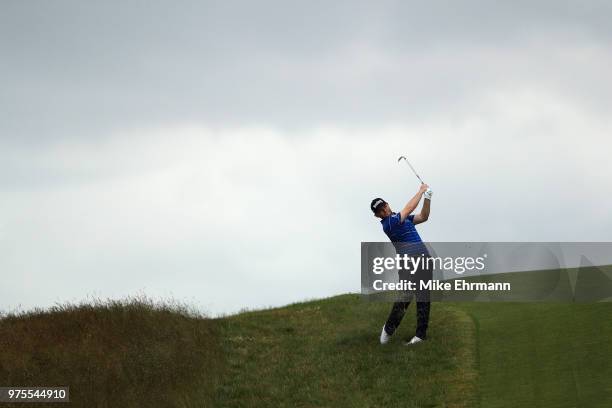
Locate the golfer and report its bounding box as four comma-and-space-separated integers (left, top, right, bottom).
371, 183, 433, 345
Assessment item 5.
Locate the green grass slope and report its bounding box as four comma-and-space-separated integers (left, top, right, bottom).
1, 295, 611, 407
215, 295, 478, 408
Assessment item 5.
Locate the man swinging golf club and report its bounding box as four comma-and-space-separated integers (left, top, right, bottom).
371, 158, 433, 345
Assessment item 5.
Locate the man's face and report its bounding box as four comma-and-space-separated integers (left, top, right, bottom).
375, 202, 392, 219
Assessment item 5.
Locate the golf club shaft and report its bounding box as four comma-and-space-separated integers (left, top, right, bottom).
398, 156, 425, 184
406, 161, 425, 184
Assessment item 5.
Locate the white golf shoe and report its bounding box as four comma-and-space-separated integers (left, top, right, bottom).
380, 325, 392, 344
405, 336, 424, 345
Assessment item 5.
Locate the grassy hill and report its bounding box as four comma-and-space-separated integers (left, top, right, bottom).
215, 296, 477, 407
1, 295, 611, 407
0, 297, 222, 407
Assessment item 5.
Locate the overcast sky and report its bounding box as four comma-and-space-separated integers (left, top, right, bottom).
2, 1, 611, 316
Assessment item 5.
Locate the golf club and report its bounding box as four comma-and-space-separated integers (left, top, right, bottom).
397, 156, 425, 184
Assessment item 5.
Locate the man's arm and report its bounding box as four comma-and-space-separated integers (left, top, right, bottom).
399, 184, 429, 222
412, 194, 430, 225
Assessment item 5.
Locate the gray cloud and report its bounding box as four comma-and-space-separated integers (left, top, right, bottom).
2, 0, 612, 141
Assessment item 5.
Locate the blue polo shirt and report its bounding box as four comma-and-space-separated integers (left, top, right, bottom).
381, 212, 429, 256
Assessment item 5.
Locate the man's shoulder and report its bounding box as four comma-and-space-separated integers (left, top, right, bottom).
385, 212, 402, 223
381, 212, 403, 232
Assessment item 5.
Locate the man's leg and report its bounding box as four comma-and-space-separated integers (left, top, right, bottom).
415, 301, 430, 339
383, 265, 414, 336
384, 300, 410, 335
414, 257, 433, 340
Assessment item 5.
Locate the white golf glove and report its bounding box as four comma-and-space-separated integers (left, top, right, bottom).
423, 188, 433, 200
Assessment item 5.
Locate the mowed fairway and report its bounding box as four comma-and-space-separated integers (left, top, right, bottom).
459, 302, 612, 407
